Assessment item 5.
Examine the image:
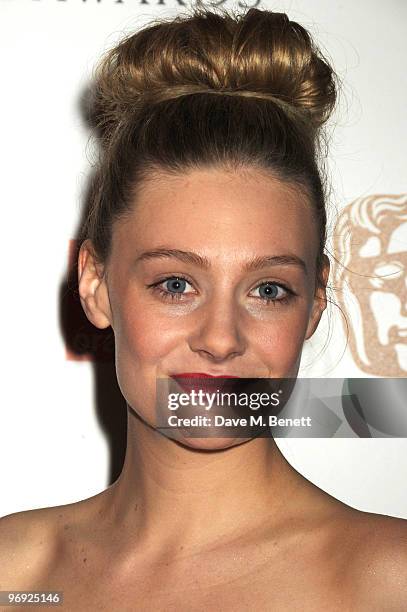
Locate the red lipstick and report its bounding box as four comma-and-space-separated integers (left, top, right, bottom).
169, 373, 240, 393
171, 373, 240, 378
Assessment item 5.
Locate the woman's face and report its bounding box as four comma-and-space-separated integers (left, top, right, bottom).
80, 167, 329, 448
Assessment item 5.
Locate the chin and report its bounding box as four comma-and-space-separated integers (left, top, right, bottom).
164, 430, 251, 451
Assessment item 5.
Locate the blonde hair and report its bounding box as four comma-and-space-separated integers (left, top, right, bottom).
81, 6, 338, 288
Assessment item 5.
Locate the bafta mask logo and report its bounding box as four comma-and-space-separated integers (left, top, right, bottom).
333, 194, 407, 376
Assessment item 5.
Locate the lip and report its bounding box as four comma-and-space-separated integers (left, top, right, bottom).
170, 372, 241, 378
169, 372, 241, 393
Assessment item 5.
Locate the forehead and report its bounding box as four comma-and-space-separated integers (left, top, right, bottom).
114, 168, 317, 260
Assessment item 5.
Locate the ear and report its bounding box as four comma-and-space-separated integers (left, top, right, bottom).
305, 254, 330, 341
77, 239, 112, 329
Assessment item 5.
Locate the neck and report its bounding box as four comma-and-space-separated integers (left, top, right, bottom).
100, 406, 312, 558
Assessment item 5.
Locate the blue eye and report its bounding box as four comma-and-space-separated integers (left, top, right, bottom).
254, 281, 294, 305
147, 277, 295, 306
257, 283, 279, 300
148, 276, 193, 302
164, 278, 188, 293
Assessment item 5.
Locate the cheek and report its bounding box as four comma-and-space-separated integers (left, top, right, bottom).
113, 296, 180, 366
251, 310, 309, 372
111, 297, 178, 422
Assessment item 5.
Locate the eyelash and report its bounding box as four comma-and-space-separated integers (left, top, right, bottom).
146, 275, 296, 307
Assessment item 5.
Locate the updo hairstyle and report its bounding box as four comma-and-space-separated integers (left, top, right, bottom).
81, 6, 338, 295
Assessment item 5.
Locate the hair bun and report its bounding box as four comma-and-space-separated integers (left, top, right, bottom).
89, 7, 337, 141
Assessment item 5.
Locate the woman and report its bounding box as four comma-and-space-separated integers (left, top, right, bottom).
1, 7, 406, 610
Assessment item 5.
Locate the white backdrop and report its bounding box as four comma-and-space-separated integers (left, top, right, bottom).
1, 0, 406, 519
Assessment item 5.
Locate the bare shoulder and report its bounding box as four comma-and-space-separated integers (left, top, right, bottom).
0, 494, 102, 590
0, 506, 57, 589
342, 508, 407, 610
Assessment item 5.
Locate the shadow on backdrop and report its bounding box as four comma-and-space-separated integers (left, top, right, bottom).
58, 81, 128, 488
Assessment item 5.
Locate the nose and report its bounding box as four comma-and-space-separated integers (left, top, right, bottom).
188, 294, 246, 362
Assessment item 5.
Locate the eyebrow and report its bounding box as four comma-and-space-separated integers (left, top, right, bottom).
134, 248, 307, 274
